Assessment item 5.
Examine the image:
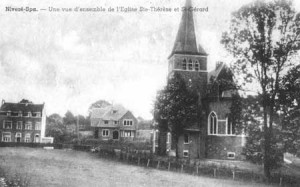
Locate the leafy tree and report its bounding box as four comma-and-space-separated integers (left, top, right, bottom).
46, 114, 66, 143
88, 100, 111, 115
221, 0, 300, 179
63, 111, 76, 125
279, 65, 300, 155
154, 73, 199, 157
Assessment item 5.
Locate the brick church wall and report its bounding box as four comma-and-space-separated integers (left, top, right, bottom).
206, 135, 245, 160
206, 99, 246, 160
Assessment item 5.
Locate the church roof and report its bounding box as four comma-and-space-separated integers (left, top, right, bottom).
208, 62, 226, 82
169, 0, 207, 58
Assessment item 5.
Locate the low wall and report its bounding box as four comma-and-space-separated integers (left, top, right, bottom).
0, 142, 63, 149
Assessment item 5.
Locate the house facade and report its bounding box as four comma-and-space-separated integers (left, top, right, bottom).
91, 104, 138, 141
0, 99, 46, 143
163, 0, 246, 160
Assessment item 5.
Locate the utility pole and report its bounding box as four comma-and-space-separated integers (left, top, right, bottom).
77, 115, 79, 144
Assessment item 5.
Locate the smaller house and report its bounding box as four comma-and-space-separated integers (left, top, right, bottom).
90, 104, 137, 141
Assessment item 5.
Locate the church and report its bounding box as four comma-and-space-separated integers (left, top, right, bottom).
162, 0, 246, 160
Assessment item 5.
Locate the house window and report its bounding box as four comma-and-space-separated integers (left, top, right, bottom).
195, 61, 199, 71
188, 59, 193, 70
182, 59, 187, 70
17, 121, 22, 130
7, 111, 11, 116
3, 121, 12, 129
123, 120, 133, 126
102, 129, 109, 137
35, 112, 41, 117
104, 120, 109, 125
208, 112, 217, 135
18, 111, 22, 117
123, 130, 134, 137
2, 132, 11, 142
28, 112, 32, 117
25, 122, 32, 130
227, 152, 236, 159
184, 134, 189, 144
25, 133, 31, 143
183, 150, 189, 158
114, 121, 118, 125
35, 122, 41, 130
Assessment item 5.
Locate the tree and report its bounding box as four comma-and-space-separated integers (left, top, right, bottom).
279, 65, 300, 155
88, 100, 111, 115
154, 73, 199, 157
221, 0, 300, 179
46, 114, 66, 143
63, 111, 76, 125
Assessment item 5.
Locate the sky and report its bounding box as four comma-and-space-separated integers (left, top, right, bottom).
0, 0, 299, 119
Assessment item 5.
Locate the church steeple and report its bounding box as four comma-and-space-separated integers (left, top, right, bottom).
170, 0, 207, 58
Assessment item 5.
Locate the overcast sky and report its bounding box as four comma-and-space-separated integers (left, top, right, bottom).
0, 0, 299, 119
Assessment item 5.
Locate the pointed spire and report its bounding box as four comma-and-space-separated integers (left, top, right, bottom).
169, 0, 207, 58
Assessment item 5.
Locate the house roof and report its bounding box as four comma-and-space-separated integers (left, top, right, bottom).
169, 0, 207, 58
91, 104, 128, 121
208, 62, 226, 82
0, 101, 44, 113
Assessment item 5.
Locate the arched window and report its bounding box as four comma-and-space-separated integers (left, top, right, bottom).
208, 112, 217, 135
182, 59, 187, 70
188, 59, 193, 70
194, 61, 199, 71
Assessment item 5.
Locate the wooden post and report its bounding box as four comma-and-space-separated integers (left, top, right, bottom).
157, 161, 160, 169
181, 165, 183, 173
214, 168, 216, 178
147, 159, 150, 167
168, 162, 170, 171
138, 157, 140, 166
232, 171, 235, 180
280, 177, 282, 186
196, 166, 199, 175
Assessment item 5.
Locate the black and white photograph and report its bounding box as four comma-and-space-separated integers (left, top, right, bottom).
0, 0, 300, 186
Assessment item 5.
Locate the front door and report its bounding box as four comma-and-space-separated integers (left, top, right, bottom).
113, 131, 119, 140
34, 134, 40, 143
95, 129, 99, 138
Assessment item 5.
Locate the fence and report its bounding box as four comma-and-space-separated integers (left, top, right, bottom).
93, 147, 300, 186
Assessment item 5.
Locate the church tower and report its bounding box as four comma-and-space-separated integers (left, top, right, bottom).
168, 0, 208, 97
